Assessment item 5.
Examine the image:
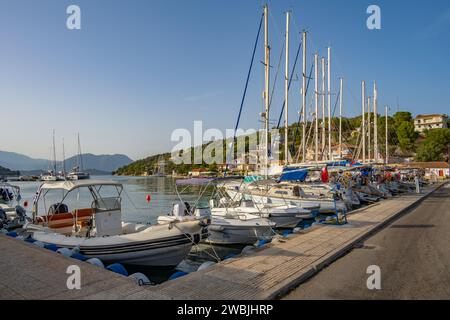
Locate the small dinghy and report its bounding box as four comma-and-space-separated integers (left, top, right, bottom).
24, 180, 208, 268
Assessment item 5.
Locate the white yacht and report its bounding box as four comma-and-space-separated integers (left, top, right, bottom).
66, 133, 90, 180
224, 180, 347, 213
25, 180, 208, 268
66, 166, 90, 180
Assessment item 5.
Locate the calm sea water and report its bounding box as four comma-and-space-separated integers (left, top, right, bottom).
13, 175, 242, 282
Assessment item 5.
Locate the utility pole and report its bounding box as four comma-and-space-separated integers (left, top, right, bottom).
327, 47, 332, 160
362, 81, 366, 164
302, 31, 307, 162
284, 11, 290, 165
321, 58, 326, 160
263, 4, 270, 178
315, 53, 319, 162
374, 82, 378, 162
339, 77, 343, 159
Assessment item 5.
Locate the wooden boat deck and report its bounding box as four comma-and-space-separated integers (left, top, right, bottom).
0, 183, 444, 300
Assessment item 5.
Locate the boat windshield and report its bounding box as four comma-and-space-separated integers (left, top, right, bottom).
0, 184, 20, 204
34, 183, 123, 218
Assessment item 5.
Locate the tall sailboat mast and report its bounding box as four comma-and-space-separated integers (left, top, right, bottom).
314, 53, 319, 162
77, 133, 84, 171
62, 138, 66, 176
368, 97, 372, 161
301, 31, 307, 162
321, 58, 326, 159
362, 81, 366, 163
263, 4, 270, 178
284, 11, 290, 165
374, 82, 378, 162
385, 105, 389, 164
327, 47, 331, 160
339, 77, 343, 159
52, 129, 57, 173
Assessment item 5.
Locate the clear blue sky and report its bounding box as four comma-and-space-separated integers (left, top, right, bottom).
1, 0, 449, 160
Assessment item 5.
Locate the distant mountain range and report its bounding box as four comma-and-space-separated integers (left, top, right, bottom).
0, 151, 133, 173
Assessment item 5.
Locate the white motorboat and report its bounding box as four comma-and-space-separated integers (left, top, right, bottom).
157, 199, 276, 246
226, 180, 347, 213
25, 180, 208, 268
157, 178, 276, 246
214, 199, 311, 229
66, 167, 90, 180
41, 170, 59, 181
206, 214, 275, 245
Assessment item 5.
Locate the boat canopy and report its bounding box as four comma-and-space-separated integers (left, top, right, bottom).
0, 183, 20, 192
279, 168, 309, 182
39, 180, 123, 192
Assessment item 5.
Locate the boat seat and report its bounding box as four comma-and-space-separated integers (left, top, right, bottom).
37, 207, 94, 230
48, 203, 69, 215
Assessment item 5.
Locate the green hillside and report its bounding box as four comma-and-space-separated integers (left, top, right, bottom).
0, 165, 20, 177
115, 112, 448, 176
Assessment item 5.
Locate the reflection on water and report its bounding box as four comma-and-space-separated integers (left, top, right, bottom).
13, 176, 234, 283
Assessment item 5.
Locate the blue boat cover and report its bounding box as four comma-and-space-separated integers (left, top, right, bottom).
279, 168, 308, 182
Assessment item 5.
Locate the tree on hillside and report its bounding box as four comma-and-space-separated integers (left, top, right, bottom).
397, 121, 418, 152
416, 128, 450, 162
393, 112, 413, 127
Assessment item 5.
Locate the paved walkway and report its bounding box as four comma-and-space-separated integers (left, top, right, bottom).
284, 183, 450, 300
0, 183, 444, 300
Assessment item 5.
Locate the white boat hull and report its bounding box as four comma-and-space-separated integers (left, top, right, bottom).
29, 220, 204, 268
205, 216, 275, 245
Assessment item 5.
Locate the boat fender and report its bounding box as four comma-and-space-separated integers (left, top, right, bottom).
168, 271, 188, 281
106, 263, 128, 276
241, 246, 256, 255
256, 239, 269, 247
71, 253, 87, 261
44, 243, 59, 252
24, 237, 37, 244
129, 272, 151, 286
71, 246, 81, 254
56, 248, 73, 257
223, 253, 236, 260
282, 230, 293, 237
33, 241, 46, 248
86, 258, 104, 268
6, 231, 18, 238
293, 227, 302, 234
197, 261, 216, 271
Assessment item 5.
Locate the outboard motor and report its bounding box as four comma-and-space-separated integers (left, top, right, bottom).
15, 205, 28, 223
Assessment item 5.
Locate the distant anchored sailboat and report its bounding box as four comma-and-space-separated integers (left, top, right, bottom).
67, 133, 90, 180
41, 130, 62, 181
